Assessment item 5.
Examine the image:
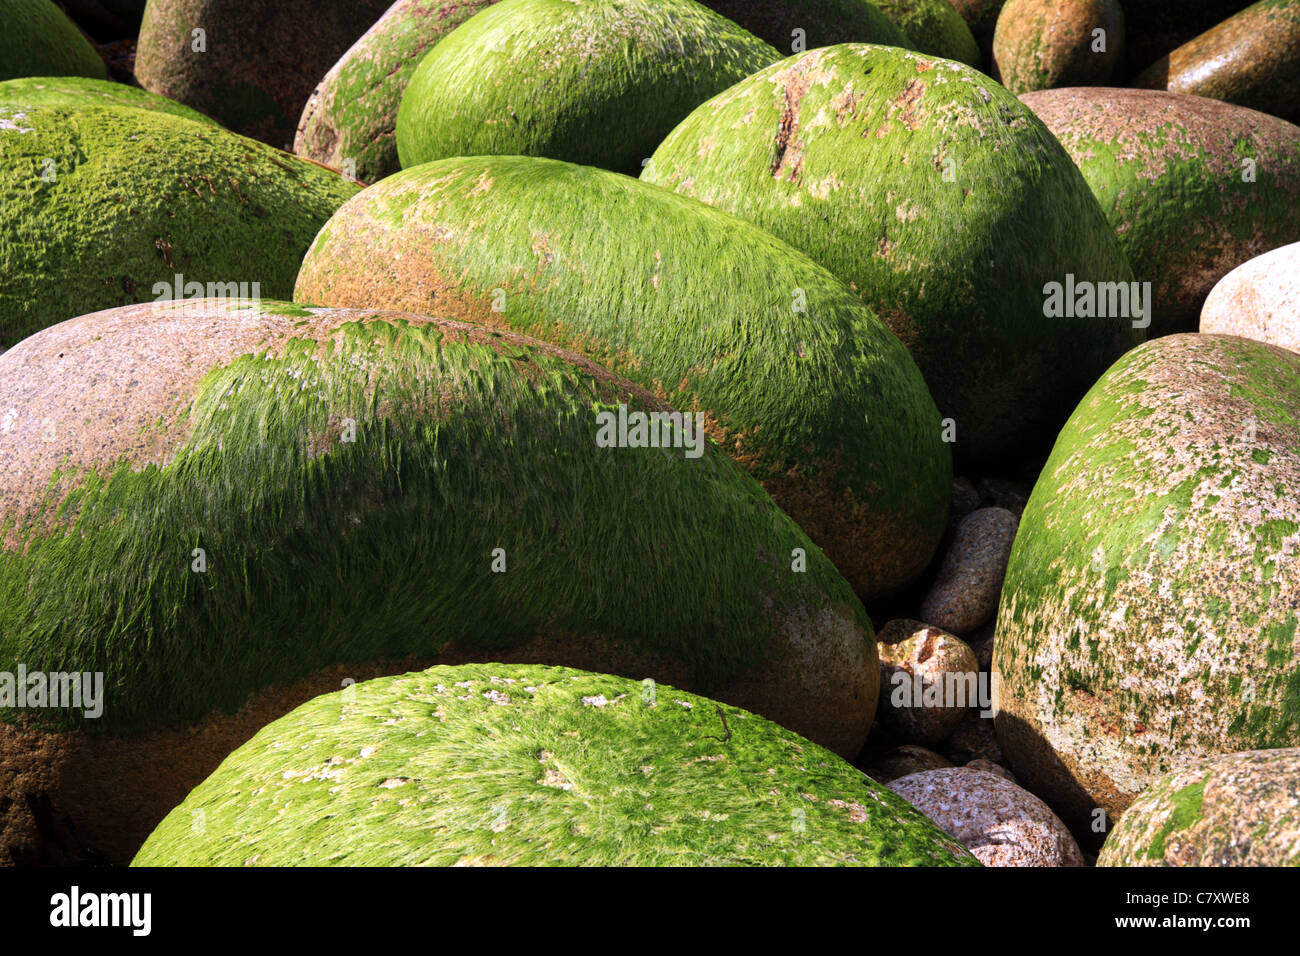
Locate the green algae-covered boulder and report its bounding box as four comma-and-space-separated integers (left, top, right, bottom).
1020, 87, 1300, 337
991, 0, 1124, 95
136, 0, 392, 146
0, 75, 216, 125
699, 0, 912, 53
1098, 749, 1300, 867
0, 301, 879, 865
867, 0, 980, 65
1133, 0, 1300, 126
132, 664, 979, 867
642, 45, 1140, 463
294, 155, 951, 600
395, 0, 779, 176
1120, 1, 1254, 82
295, 0, 498, 185
994, 333, 1300, 843
0, 103, 357, 349
0, 0, 108, 81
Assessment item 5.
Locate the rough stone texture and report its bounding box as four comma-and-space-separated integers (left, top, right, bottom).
867, 0, 980, 64
295, 154, 952, 600
643, 44, 1140, 464
995, 333, 1300, 844
394, 0, 779, 176
1201, 241, 1300, 354
0, 301, 879, 864
992, 0, 1124, 94
946, 709, 1004, 764
870, 744, 953, 781
1134, 0, 1300, 125
888, 767, 1085, 866
132, 665, 980, 867
135, 0, 392, 147
966, 758, 1016, 782
1021, 87, 1300, 336
920, 507, 1019, 635
876, 620, 979, 744
1, 0, 108, 81
1099, 749, 1300, 866
1119, 1, 1255, 83
699, 0, 912, 53
295, 0, 499, 185
0, 102, 358, 347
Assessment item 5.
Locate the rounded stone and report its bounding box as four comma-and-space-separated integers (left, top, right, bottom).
1099, 749, 1300, 867
699, 0, 912, 53
1134, 0, 1300, 125
0, 75, 216, 125
131, 664, 979, 867
992, 0, 1125, 95
870, 744, 954, 781
643, 44, 1141, 463
1120, 1, 1257, 83
1201, 241, 1300, 354
949, 0, 1007, 62
0, 103, 358, 348
920, 507, 1019, 635
395, 0, 778, 176
135, 0, 392, 146
876, 620, 979, 745
295, 154, 952, 600
888, 767, 1085, 866
995, 333, 1300, 840
295, 0, 498, 185
0, 301, 879, 864
966, 758, 1016, 782
867, 0, 980, 65
0, 0, 107, 82
1021, 87, 1300, 337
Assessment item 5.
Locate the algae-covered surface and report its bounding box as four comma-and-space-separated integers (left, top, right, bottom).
0, 0, 108, 82
0, 76, 217, 125
133, 663, 980, 866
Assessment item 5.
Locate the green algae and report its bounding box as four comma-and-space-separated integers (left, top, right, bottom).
0, 76, 217, 125
0, 103, 358, 347
0, 309, 869, 736
643, 44, 1138, 462
395, 0, 780, 175
701, 0, 913, 52
131, 663, 979, 866
867, 0, 980, 64
294, 154, 952, 599
0, 0, 108, 82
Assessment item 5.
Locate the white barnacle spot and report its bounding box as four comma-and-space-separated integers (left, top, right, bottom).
540, 768, 573, 790
674, 699, 694, 709
378, 777, 410, 789
359, 746, 378, 759
581, 694, 609, 707
483, 689, 511, 705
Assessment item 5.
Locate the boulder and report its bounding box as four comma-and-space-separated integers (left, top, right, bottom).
0, 75, 215, 124
0, 302, 878, 864
919, 507, 1019, 635
699, 0, 911, 53
0, 103, 357, 348
991, 0, 1124, 94
1134, 0, 1300, 125
876, 621, 979, 744
995, 333, 1300, 842
1201, 241, 1300, 353
135, 0, 392, 146
294, 154, 952, 600
295, 0, 498, 185
866, 0, 980, 65
1099, 749, 1300, 866
1021, 87, 1300, 336
643, 45, 1140, 463
394, 0, 779, 175
1119, 1, 1255, 82
131, 664, 979, 866
0, 0, 107, 81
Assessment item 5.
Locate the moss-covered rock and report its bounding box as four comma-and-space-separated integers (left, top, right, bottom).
294, 154, 951, 600
1020, 87, 1300, 337
866, 0, 979, 65
1133, 0, 1300, 126
295, 0, 498, 185
1119, 1, 1254, 82
994, 333, 1300, 843
949, 0, 1006, 63
131, 663, 979, 867
1098, 749, 1300, 866
642, 44, 1139, 463
135, 0, 392, 146
395, 0, 778, 176
0, 75, 216, 125
0, 301, 879, 864
991, 0, 1124, 95
0, 103, 357, 348
0, 0, 108, 81
699, 0, 912, 53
